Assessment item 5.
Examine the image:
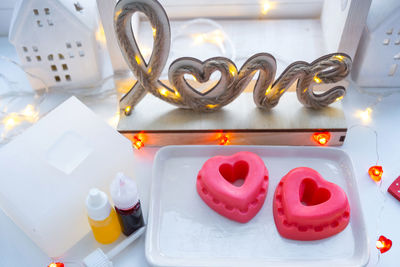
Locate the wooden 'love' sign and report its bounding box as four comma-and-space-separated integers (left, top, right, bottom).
114, 0, 351, 115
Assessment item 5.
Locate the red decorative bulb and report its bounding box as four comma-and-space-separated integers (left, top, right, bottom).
368, 166, 383, 182
376, 235, 392, 254
219, 135, 230, 146
312, 132, 331, 146
133, 136, 144, 150
48, 263, 64, 267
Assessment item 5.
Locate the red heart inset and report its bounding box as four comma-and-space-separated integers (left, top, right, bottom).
197, 151, 268, 223
377, 235, 392, 254
273, 167, 350, 240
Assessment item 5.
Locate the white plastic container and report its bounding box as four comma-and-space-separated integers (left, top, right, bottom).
0, 97, 135, 257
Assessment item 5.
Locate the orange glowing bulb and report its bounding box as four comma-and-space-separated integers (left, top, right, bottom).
133, 136, 144, 150
48, 263, 64, 267
124, 106, 132, 115
368, 166, 383, 182
219, 135, 230, 146
312, 132, 331, 146
376, 235, 392, 253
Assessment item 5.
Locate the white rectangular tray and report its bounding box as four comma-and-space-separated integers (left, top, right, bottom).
145, 146, 369, 267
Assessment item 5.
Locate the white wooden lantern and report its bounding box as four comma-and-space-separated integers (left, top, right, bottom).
352, 0, 400, 87
8, 0, 102, 90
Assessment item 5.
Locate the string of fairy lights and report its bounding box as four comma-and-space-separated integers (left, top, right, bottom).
345, 82, 400, 262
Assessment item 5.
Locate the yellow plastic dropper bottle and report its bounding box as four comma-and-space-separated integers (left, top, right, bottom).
86, 188, 121, 244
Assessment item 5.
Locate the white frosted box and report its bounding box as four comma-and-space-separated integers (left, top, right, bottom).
0, 97, 135, 257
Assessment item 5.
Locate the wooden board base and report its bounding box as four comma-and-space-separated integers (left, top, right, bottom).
118, 92, 347, 147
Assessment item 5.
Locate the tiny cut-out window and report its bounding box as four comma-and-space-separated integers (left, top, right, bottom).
68, 52, 74, 58
48, 54, 54, 61
33, 9, 39, 16
37, 20, 43, 27
58, 53, 64, 60
65, 75, 71, 81
44, 8, 50, 15
47, 19, 54, 26
79, 51, 85, 57
62, 64, 68, 71
74, 2, 84, 12
26, 56, 31, 62
32, 46, 38, 52
389, 64, 397, 76
51, 65, 57, 71
66, 43, 72, 49
55, 76, 61, 82
23, 46, 28, 52
36, 55, 41, 61
383, 39, 390, 45
76, 41, 82, 47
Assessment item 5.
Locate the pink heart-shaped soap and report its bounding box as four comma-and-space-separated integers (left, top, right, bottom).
197, 151, 268, 223
273, 167, 350, 240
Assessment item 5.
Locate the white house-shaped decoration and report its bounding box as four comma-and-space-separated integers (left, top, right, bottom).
352, 0, 400, 87
9, 0, 102, 90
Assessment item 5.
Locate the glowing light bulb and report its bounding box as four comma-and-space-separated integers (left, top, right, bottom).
124, 106, 132, 115
355, 108, 372, 124
114, 9, 122, 19
4, 116, 17, 129
229, 64, 237, 76
159, 88, 169, 97
376, 235, 392, 254
262, 1, 272, 15
313, 76, 322, 84
333, 55, 344, 61
209, 30, 224, 46
219, 135, 230, 145
206, 104, 219, 109
312, 132, 331, 146
265, 86, 272, 95
368, 166, 383, 182
95, 25, 107, 44
22, 105, 35, 117
48, 262, 64, 267
335, 96, 344, 102
133, 136, 144, 150
21, 104, 39, 122
108, 112, 120, 127
152, 27, 156, 37
192, 33, 205, 44
135, 55, 142, 65
192, 30, 225, 46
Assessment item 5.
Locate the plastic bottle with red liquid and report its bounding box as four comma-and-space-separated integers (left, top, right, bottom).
110, 172, 145, 236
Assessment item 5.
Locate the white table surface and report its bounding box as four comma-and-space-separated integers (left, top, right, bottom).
1, 37, 400, 267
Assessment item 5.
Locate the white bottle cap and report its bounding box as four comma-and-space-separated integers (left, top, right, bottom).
86, 188, 112, 221
110, 172, 139, 210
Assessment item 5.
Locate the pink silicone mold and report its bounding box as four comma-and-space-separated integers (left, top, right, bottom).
197, 151, 268, 223
273, 167, 350, 240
